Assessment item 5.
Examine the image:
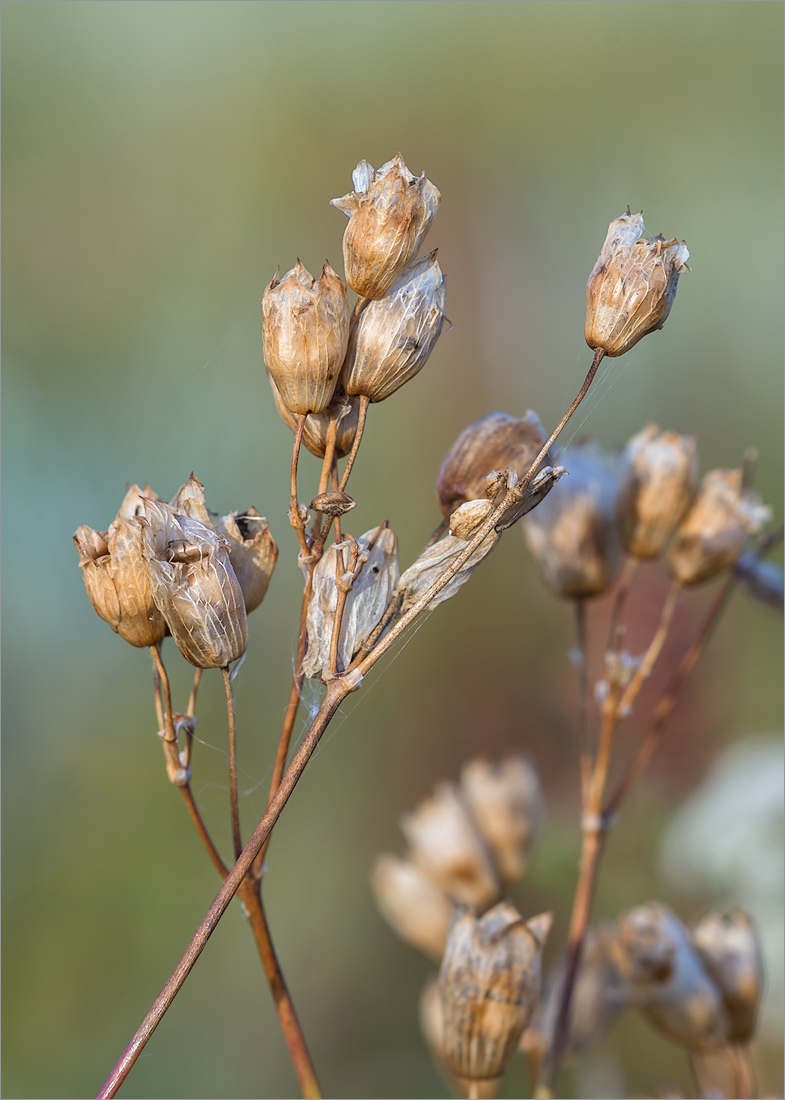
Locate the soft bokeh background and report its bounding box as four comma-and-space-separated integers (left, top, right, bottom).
3, 3, 782, 1098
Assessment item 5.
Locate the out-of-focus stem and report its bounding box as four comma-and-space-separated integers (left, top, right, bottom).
573, 598, 591, 805
616, 579, 681, 718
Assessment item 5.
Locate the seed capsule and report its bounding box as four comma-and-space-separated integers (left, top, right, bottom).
214, 508, 278, 615
262, 260, 349, 415
341, 251, 446, 403
460, 756, 544, 887
585, 210, 690, 357
397, 527, 500, 614
270, 380, 361, 459
691, 909, 763, 1044
619, 424, 698, 559
420, 977, 502, 1099
371, 854, 455, 963
331, 153, 440, 299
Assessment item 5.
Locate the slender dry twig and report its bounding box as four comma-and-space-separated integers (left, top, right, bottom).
290, 415, 310, 556
222, 666, 242, 861
338, 393, 370, 492
573, 598, 591, 805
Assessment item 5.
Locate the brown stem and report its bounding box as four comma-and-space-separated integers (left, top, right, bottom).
423, 514, 450, 551
327, 537, 361, 679
290, 415, 310, 557
573, 598, 591, 805
616, 579, 681, 718
605, 555, 638, 655
338, 393, 369, 492
150, 643, 185, 786
222, 667, 242, 861
97, 679, 350, 1099
178, 785, 228, 878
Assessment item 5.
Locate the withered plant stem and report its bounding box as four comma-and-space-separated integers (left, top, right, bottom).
187, 668, 203, 717
151, 654, 164, 731
328, 537, 358, 678
606, 555, 638, 654
617, 579, 681, 717
573, 598, 591, 805
338, 393, 370, 492
180, 786, 228, 878
290, 415, 310, 557
222, 667, 242, 861
150, 644, 184, 785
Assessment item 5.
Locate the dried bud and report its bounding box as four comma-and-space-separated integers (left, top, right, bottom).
303, 525, 399, 679
612, 903, 729, 1053
341, 251, 446, 403
141, 500, 248, 668
309, 491, 356, 518
691, 910, 763, 1043
523, 441, 623, 599
400, 782, 500, 910
667, 469, 771, 586
370, 854, 454, 963
734, 551, 784, 614
619, 425, 698, 558
214, 508, 278, 614
74, 484, 168, 648
331, 153, 440, 299
585, 211, 690, 357
439, 902, 552, 1082
449, 499, 494, 539
270, 380, 360, 459
460, 756, 544, 887
262, 260, 349, 414
420, 977, 502, 1099
437, 411, 550, 515
397, 528, 500, 614
170, 472, 211, 524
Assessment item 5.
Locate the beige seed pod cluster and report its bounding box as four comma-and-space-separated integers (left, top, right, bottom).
619, 424, 698, 559
269, 380, 361, 460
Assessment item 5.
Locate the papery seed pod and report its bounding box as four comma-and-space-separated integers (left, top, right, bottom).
400, 782, 501, 910
397, 528, 500, 614
309, 491, 356, 518
420, 977, 502, 1099
341, 251, 446, 403
437, 411, 551, 515
667, 469, 771, 586
303, 525, 399, 680
170, 472, 211, 524
691, 910, 763, 1043
331, 153, 440, 300
459, 757, 544, 887
494, 463, 567, 532
371, 853, 455, 963
439, 902, 552, 1082
270, 378, 361, 460
611, 902, 730, 1053
585, 211, 690, 357
262, 260, 349, 415
734, 551, 784, 614
141, 500, 248, 668
619, 425, 698, 559
74, 484, 168, 648
214, 508, 278, 614
449, 499, 494, 539
523, 441, 623, 599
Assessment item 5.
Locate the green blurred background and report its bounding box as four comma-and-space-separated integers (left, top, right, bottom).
3, 3, 782, 1097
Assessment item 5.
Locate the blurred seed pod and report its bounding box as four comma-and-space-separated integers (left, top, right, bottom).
270, 378, 360, 459
439, 902, 552, 1083
370, 854, 455, 963
420, 976, 502, 1099
437, 411, 551, 516
691, 909, 763, 1044
611, 902, 730, 1053
341, 251, 446, 403
74, 483, 168, 649
667, 469, 771, 586
585, 210, 690, 358
523, 440, 623, 599
303, 525, 399, 679
141, 500, 248, 669
262, 260, 349, 415
397, 527, 500, 614
400, 782, 501, 910
734, 551, 784, 615
331, 153, 440, 300
215, 508, 278, 615
459, 756, 544, 887
619, 424, 698, 559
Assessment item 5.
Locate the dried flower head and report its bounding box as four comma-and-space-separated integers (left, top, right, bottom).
214, 508, 278, 615
397, 527, 500, 614
270, 380, 360, 460
331, 153, 440, 299
523, 441, 623, 599
141, 499, 248, 669
262, 260, 349, 415
420, 977, 502, 1100
437, 411, 550, 516
667, 469, 771, 586
691, 909, 763, 1044
370, 854, 455, 963
459, 757, 544, 887
439, 902, 552, 1083
341, 251, 446, 403
619, 424, 698, 559
585, 210, 690, 357
74, 484, 167, 648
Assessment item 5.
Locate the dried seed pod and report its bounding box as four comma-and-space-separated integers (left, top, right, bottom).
170, 472, 211, 524
74, 484, 168, 648
420, 977, 502, 1099
141, 500, 248, 669
370, 854, 454, 963
667, 469, 771, 586
459, 756, 544, 887
400, 782, 501, 910
439, 902, 552, 1083
449, 499, 494, 539
341, 251, 446, 403
523, 441, 623, 599
585, 211, 690, 357
619, 424, 698, 559
611, 902, 730, 1053
270, 379, 360, 460
397, 528, 500, 614
214, 508, 278, 615
734, 551, 784, 614
303, 525, 399, 679
262, 260, 349, 415
494, 463, 567, 532
309, 491, 356, 517
331, 153, 440, 300
437, 411, 551, 515
691, 910, 763, 1043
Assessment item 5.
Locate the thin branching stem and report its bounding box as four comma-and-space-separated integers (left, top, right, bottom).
222, 666, 242, 861
179, 787, 228, 878
338, 393, 369, 492
573, 598, 591, 805
616, 579, 681, 718
290, 415, 310, 557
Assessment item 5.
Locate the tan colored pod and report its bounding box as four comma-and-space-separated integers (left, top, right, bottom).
619, 424, 698, 559
459, 756, 544, 887
691, 909, 763, 1043
420, 976, 502, 1099
215, 508, 278, 615
370, 853, 454, 963
397, 527, 500, 614
270, 378, 360, 459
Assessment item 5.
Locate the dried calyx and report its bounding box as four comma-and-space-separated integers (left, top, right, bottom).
618, 424, 698, 559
